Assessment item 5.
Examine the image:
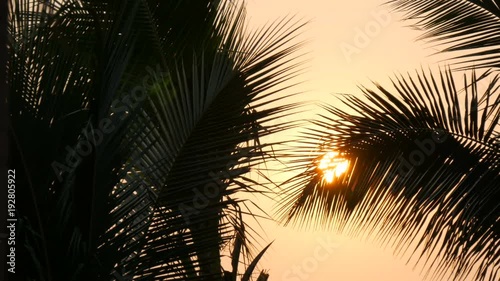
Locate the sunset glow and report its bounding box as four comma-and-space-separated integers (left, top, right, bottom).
318, 151, 349, 183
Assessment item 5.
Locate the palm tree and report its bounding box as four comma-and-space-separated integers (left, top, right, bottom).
277, 1, 500, 281
8, 0, 305, 280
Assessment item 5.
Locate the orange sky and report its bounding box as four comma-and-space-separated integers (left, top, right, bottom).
238, 1, 476, 281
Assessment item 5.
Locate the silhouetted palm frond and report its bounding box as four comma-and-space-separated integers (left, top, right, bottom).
389, 0, 500, 70
278, 68, 500, 281
8, 0, 305, 280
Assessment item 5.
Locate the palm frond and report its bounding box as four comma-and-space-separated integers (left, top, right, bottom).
9, 0, 306, 280
278, 68, 500, 281
223, 204, 272, 281
111, 6, 306, 278
389, 0, 500, 69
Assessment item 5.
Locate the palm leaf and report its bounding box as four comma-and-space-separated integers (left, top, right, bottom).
9, 1, 147, 279
278, 68, 500, 281
389, 0, 500, 69
9, 0, 306, 280
113, 9, 306, 279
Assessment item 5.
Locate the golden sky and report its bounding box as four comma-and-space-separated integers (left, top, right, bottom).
239, 0, 475, 280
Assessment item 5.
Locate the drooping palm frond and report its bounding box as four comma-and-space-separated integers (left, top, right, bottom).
388, 0, 500, 70
278, 68, 500, 281
9, 0, 306, 280
112, 6, 306, 279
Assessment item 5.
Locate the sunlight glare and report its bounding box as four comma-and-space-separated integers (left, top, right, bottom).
318, 151, 350, 183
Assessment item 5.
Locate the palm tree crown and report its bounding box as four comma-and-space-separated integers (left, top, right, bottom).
7, 0, 305, 280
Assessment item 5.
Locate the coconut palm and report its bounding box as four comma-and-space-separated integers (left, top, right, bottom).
7, 0, 305, 280
277, 1, 500, 280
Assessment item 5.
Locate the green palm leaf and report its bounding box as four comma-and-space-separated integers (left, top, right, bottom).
8, 0, 305, 280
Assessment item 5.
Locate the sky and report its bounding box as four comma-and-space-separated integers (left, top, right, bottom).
235, 1, 475, 281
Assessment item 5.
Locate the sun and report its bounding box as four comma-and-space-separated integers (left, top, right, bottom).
318, 151, 350, 183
